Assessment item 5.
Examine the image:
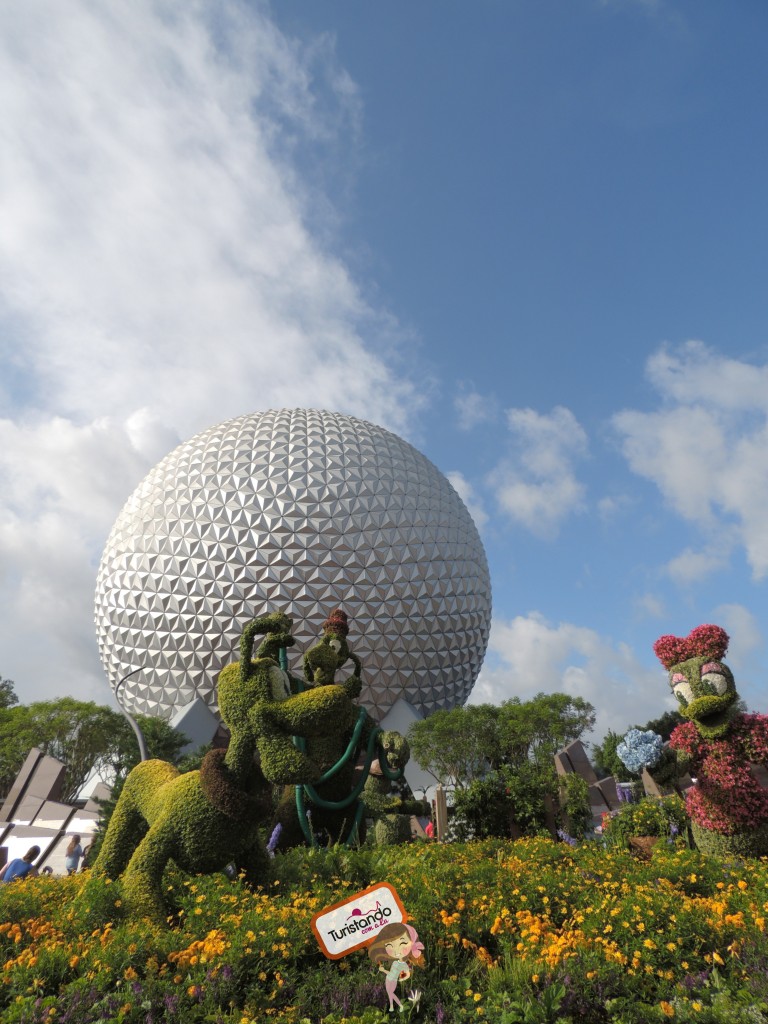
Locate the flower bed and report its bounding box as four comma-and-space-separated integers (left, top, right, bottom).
2, 837, 768, 1022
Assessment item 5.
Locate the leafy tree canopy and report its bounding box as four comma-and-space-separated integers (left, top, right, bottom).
591, 729, 635, 782
0, 698, 187, 803
0, 676, 18, 710
408, 693, 595, 790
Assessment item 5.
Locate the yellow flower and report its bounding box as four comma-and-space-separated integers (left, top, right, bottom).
531, 974, 540, 984
713, 952, 725, 965
660, 1001, 675, 1017
692, 1002, 703, 1012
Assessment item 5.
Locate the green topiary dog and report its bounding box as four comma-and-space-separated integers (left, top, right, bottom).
92, 611, 359, 923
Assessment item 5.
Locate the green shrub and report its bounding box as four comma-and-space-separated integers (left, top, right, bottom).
602, 795, 689, 848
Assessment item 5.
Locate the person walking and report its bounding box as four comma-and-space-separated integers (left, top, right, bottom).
64, 835, 84, 875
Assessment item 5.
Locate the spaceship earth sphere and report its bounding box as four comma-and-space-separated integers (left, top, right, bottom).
95, 409, 492, 722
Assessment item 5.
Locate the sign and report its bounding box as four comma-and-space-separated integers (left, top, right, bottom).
311, 882, 406, 959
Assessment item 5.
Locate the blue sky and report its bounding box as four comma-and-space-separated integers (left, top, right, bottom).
1, 0, 767, 746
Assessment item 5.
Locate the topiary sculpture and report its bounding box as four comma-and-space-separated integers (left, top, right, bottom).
273, 608, 410, 848
92, 611, 360, 923
619, 624, 768, 857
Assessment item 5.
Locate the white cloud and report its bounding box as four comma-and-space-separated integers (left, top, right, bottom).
488, 406, 588, 537
454, 388, 498, 431
468, 613, 669, 745
665, 545, 731, 586
0, 0, 419, 704
633, 592, 666, 619
647, 341, 768, 410
446, 471, 488, 529
614, 342, 768, 579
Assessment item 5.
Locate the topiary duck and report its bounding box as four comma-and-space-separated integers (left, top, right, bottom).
92, 610, 360, 923
622, 624, 768, 857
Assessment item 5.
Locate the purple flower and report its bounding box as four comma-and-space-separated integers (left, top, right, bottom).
267, 823, 283, 857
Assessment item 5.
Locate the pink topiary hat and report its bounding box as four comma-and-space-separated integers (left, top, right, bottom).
653, 624, 729, 669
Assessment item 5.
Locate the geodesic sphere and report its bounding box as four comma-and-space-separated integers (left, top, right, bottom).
94, 409, 491, 722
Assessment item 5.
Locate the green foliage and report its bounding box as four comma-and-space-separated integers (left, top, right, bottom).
451, 761, 562, 841
558, 772, 591, 838
88, 716, 190, 863
373, 813, 412, 846
602, 795, 689, 848
408, 693, 595, 791
0, 676, 17, 710
636, 709, 685, 742
92, 612, 390, 923
591, 729, 635, 781
6, 837, 768, 1023
691, 820, 768, 859
0, 698, 187, 802
410, 694, 595, 843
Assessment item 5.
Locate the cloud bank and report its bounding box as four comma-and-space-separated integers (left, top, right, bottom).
0, 0, 417, 703
614, 341, 768, 580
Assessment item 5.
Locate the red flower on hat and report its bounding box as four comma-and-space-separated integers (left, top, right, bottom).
653, 624, 729, 669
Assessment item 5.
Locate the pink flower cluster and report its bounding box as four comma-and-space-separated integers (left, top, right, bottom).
670, 715, 768, 832
653, 624, 730, 669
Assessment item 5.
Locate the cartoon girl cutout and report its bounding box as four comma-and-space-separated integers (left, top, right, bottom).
367, 922, 425, 1012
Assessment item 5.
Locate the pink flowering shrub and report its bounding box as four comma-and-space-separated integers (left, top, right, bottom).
653, 624, 730, 669
671, 716, 768, 832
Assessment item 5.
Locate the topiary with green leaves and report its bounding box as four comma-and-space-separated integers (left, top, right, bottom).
620, 624, 768, 858
272, 608, 410, 849
91, 610, 366, 924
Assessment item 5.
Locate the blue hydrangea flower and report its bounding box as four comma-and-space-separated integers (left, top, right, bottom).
616, 728, 663, 774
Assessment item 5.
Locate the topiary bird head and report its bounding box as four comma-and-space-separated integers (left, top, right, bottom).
654, 624, 738, 738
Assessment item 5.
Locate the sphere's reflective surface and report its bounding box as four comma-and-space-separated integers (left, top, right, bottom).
95, 409, 491, 721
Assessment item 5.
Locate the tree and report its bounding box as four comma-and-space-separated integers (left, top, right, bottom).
0, 698, 187, 802
637, 710, 684, 742
0, 676, 18, 710
408, 693, 595, 840
407, 704, 498, 789
408, 693, 595, 790
591, 729, 634, 782
495, 693, 596, 768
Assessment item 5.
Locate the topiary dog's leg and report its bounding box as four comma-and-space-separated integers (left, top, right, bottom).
122, 823, 175, 925
92, 788, 147, 880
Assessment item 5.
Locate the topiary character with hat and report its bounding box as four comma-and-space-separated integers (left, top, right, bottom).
620, 624, 768, 857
